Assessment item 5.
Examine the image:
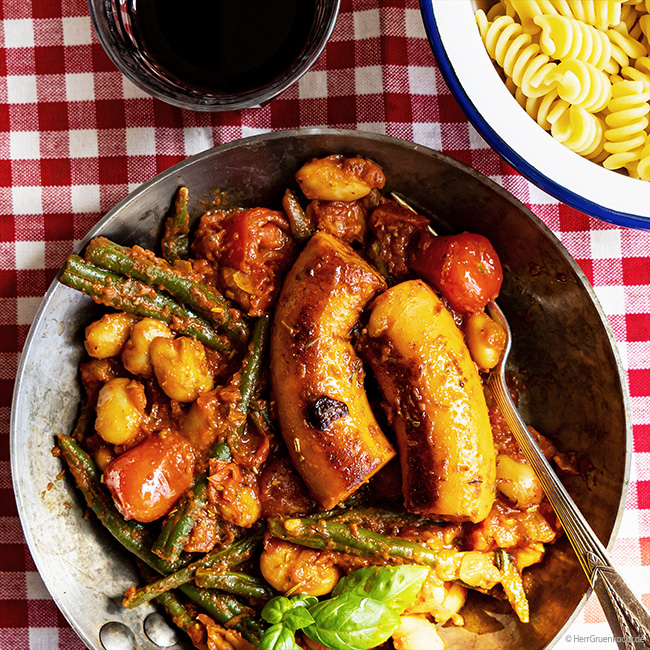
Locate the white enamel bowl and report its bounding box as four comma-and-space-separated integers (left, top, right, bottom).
420, 0, 650, 229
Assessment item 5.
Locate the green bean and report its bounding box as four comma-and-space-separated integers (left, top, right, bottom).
57, 434, 264, 641
267, 515, 441, 565
178, 583, 264, 643
124, 528, 263, 609
84, 236, 249, 342
136, 560, 207, 649
249, 397, 276, 436
70, 399, 95, 444
194, 570, 276, 601
236, 314, 270, 416
282, 188, 315, 242
61, 256, 232, 353
319, 506, 447, 528
153, 480, 209, 560
161, 186, 191, 263
56, 434, 188, 575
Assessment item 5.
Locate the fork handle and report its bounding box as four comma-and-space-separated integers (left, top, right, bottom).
592, 563, 650, 650
487, 374, 650, 649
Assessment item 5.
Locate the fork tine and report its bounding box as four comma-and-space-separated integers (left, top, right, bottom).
389, 192, 439, 236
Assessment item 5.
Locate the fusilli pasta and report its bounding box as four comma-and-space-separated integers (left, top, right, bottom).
551, 105, 608, 159
603, 79, 650, 168
476, 0, 650, 179
632, 132, 650, 179
504, 0, 624, 33
547, 59, 612, 111
477, 14, 558, 97
534, 14, 612, 69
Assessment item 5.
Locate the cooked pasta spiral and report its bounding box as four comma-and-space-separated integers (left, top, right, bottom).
534, 15, 612, 69
620, 2, 644, 35
505, 0, 624, 33
629, 132, 650, 179
639, 14, 650, 48
477, 13, 557, 97
551, 105, 608, 159
486, 0, 514, 20
609, 23, 648, 60
507, 77, 571, 129
547, 59, 613, 111
620, 56, 650, 91
603, 79, 650, 168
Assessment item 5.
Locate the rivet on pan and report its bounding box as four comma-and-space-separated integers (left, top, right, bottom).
99, 621, 136, 650
144, 612, 180, 647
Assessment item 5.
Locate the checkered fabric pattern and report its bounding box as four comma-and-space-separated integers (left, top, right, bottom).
0, 0, 649, 648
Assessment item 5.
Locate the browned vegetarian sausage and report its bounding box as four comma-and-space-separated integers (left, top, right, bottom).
270, 231, 395, 509
358, 279, 496, 523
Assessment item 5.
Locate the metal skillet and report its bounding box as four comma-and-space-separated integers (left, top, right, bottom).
11, 128, 631, 650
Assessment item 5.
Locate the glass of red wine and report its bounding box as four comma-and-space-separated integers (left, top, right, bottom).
89, 0, 340, 111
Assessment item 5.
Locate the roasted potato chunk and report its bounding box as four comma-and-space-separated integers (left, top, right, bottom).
496, 454, 544, 509
260, 536, 342, 596
84, 312, 138, 359
121, 317, 174, 377
463, 310, 507, 372
94, 377, 146, 446
295, 154, 385, 201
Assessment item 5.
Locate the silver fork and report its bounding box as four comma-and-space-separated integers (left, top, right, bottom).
390, 191, 650, 648
487, 300, 650, 650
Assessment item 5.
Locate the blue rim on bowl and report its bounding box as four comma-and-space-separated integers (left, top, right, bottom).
419, 0, 650, 230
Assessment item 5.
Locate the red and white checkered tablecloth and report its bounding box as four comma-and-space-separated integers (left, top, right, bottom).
1, 0, 649, 648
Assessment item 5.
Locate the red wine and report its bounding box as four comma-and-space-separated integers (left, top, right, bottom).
132, 0, 317, 94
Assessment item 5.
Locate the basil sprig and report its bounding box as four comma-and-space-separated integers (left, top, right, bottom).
304, 593, 399, 649
258, 565, 429, 650
332, 565, 431, 613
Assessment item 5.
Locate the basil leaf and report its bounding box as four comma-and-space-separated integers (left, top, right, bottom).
332, 565, 429, 614
305, 593, 400, 650
257, 623, 297, 650
261, 596, 293, 625
289, 595, 318, 609
283, 606, 315, 632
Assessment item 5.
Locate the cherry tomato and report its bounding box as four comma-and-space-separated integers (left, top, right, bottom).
193, 207, 296, 316
103, 431, 195, 523
409, 231, 503, 313
217, 208, 291, 270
